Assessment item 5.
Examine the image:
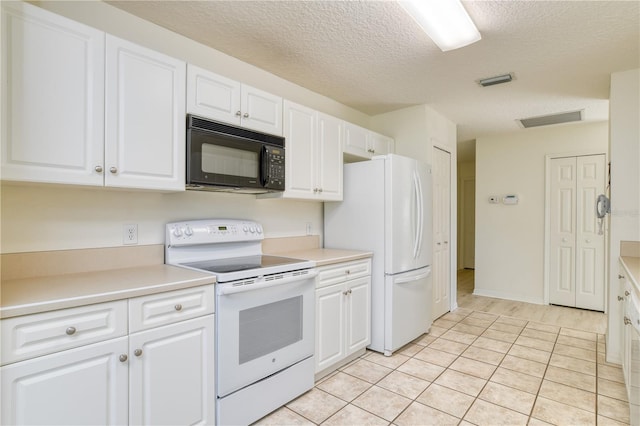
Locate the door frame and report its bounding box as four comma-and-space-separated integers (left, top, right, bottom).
460, 176, 475, 270
543, 150, 608, 309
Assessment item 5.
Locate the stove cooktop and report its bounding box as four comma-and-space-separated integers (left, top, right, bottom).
182, 255, 313, 282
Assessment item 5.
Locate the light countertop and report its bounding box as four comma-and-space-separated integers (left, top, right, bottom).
1, 265, 215, 319
276, 248, 372, 267
621, 256, 640, 289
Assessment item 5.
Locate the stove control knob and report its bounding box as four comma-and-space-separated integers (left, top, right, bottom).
256, 226, 262, 234
173, 227, 183, 237
243, 226, 249, 233
184, 226, 193, 236
249, 226, 256, 233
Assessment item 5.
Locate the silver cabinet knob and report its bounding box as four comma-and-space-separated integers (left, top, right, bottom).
347, 289, 352, 295
174, 304, 183, 311
95, 165, 103, 173
134, 349, 143, 357
343, 290, 349, 295
313, 188, 318, 193
109, 166, 117, 174
235, 111, 241, 117
345, 270, 351, 275
619, 274, 626, 279
66, 327, 76, 335
626, 291, 631, 297
619, 296, 625, 301
625, 316, 632, 325
586, 239, 591, 243
243, 113, 249, 118
119, 354, 128, 362
318, 188, 323, 193
562, 237, 568, 242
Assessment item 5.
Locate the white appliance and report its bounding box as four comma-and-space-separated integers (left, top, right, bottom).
324, 154, 433, 356
165, 219, 317, 425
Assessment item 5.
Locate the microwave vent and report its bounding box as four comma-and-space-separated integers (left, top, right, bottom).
188, 114, 284, 147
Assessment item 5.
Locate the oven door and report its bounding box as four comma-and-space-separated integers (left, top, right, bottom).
215, 270, 317, 398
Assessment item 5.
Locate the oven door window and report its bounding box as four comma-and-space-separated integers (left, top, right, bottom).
239, 296, 302, 364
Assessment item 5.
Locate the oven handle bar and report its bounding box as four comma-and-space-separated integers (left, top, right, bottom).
218, 270, 318, 295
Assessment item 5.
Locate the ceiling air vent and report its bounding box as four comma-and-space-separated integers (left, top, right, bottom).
518, 110, 584, 129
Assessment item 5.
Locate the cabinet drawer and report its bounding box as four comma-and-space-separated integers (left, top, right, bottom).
317, 259, 371, 289
129, 285, 214, 333
1, 300, 127, 366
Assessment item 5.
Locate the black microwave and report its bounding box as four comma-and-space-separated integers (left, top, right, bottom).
186, 115, 285, 194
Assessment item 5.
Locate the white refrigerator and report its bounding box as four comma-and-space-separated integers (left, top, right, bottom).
324, 154, 433, 356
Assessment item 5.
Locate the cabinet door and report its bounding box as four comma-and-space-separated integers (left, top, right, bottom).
316, 113, 343, 201
186, 64, 241, 126
315, 284, 345, 373
1, 2, 104, 186
129, 315, 215, 426
241, 85, 283, 136
345, 277, 371, 355
283, 101, 316, 198
343, 123, 370, 159
1, 337, 128, 425
369, 132, 395, 156
105, 35, 186, 191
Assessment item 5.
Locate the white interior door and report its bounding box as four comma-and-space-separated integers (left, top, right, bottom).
575, 155, 606, 311
432, 147, 451, 319
549, 154, 605, 310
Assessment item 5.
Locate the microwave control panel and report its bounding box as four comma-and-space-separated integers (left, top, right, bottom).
265, 146, 285, 189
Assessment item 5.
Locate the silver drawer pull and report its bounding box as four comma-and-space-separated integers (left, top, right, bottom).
66, 327, 77, 336
626, 291, 631, 297
134, 349, 143, 357
619, 274, 626, 279
619, 296, 625, 301
119, 354, 128, 363
625, 316, 632, 325
174, 304, 183, 311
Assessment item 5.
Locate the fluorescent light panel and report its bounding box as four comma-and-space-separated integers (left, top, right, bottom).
399, 0, 481, 52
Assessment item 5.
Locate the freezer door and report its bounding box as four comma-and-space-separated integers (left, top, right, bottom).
384, 266, 432, 354
385, 154, 432, 273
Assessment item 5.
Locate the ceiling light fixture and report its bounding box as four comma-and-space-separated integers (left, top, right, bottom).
398, 0, 481, 52
478, 73, 513, 87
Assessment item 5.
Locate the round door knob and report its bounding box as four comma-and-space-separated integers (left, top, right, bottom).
119, 354, 128, 362
95, 165, 103, 173
109, 166, 117, 174
134, 349, 143, 357
174, 304, 183, 311
65, 327, 76, 335
243, 113, 249, 118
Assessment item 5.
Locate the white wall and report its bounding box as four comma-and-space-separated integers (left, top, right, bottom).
0, 184, 322, 253
475, 122, 609, 303
607, 68, 640, 363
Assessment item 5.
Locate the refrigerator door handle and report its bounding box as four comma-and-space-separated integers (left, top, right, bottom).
412, 172, 421, 259
394, 269, 431, 284
417, 169, 424, 258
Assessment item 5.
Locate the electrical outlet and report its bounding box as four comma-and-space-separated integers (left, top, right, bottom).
123, 224, 138, 245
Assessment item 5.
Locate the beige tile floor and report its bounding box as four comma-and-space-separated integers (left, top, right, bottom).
255, 270, 627, 425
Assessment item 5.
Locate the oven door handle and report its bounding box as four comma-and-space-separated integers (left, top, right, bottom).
218, 270, 318, 295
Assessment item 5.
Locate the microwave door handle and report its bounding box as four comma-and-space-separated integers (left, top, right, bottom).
260, 146, 269, 187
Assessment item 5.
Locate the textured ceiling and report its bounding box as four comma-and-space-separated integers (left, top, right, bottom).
107, 1, 640, 160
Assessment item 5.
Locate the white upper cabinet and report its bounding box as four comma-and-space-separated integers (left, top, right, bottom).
105, 35, 186, 191
270, 101, 342, 201
343, 122, 395, 161
1, 1, 105, 186
187, 64, 283, 136
1, 3, 186, 191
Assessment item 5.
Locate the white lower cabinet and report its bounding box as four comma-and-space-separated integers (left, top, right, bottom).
1, 337, 129, 425
129, 316, 215, 425
315, 259, 371, 376
0, 285, 215, 426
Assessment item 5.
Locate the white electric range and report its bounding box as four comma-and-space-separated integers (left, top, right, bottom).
165, 219, 317, 425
